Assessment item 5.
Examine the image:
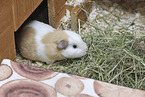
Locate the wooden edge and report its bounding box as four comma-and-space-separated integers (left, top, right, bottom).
66, 5, 74, 12
70, 0, 92, 31
12, 0, 43, 31
47, 0, 56, 28
71, 11, 78, 31
55, 5, 67, 27
48, 0, 67, 28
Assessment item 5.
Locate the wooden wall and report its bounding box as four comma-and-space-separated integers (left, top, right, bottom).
0, 0, 42, 63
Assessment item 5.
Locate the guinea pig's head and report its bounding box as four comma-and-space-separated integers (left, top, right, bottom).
42, 30, 87, 62
59, 30, 88, 59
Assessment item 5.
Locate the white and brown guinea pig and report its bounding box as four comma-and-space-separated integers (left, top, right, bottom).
17, 20, 88, 64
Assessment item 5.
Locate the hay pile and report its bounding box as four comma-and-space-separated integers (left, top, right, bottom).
16, 0, 145, 90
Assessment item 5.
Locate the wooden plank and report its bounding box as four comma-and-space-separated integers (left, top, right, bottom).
0, 0, 16, 63
54, 0, 66, 15
48, 0, 66, 28
12, 0, 43, 31
71, 11, 78, 31
55, 5, 67, 27
0, 33, 16, 63
71, 0, 92, 31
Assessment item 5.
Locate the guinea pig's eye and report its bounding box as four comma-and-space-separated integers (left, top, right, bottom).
73, 44, 77, 48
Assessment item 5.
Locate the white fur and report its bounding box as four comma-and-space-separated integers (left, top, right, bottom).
25, 20, 55, 63
23, 20, 87, 63
62, 30, 88, 58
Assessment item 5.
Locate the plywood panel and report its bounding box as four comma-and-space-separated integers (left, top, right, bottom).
54, 0, 66, 15
12, 0, 43, 31
48, 0, 66, 28
0, 0, 15, 63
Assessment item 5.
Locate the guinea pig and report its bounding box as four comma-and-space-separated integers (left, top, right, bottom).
17, 20, 88, 64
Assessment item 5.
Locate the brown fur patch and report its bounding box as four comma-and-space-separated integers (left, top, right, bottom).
17, 27, 38, 60
41, 30, 68, 60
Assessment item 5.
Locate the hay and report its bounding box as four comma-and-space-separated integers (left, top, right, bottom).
16, 0, 145, 90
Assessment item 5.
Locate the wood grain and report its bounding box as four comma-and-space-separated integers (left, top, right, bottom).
48, 0, 66, 28
0, 0, 15, 63
12, 0, 43, 31
71, 0, 92, 31
0, 0, 43, 63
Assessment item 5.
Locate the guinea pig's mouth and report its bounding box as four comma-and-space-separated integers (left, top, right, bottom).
82, 51, 87, 57
74, 50, 87, 58
83, 47, 88, 54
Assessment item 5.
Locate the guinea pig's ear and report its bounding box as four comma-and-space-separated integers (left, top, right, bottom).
57, 40, 68, 49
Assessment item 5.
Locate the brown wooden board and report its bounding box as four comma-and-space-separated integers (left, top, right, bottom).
48, 0, 66, 28
12, 0, 43, 31
71, 0, 92, 31
0, 0, 43, 63
0, 0, 15, 63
